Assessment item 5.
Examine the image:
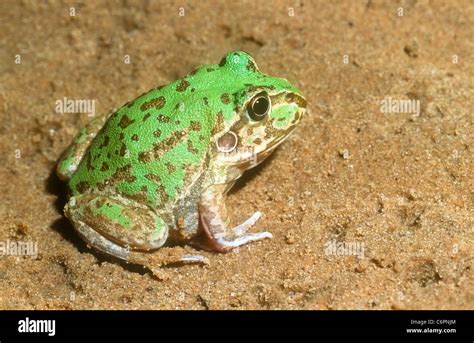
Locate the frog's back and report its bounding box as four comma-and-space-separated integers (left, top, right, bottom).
68, 51, 294, 209
68, 77, 218, 209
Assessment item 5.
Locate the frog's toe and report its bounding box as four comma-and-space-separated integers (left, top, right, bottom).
145, 255, 209, 280
197, 208, 271, 252
180, 255, 210, 264
232, 211, 262, 236
215, 231, 273, 249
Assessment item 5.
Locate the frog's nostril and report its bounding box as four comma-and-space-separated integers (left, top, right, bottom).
296, 95, 307, 109
285, 92, 307, 109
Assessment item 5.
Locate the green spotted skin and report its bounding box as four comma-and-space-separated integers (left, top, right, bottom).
58, 51, 306, 256
68, 51, 302, 208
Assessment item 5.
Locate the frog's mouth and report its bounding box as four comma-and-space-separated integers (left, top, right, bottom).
260, 106, 306, 151
233, 118, 302, 171
232, 139, 287, 172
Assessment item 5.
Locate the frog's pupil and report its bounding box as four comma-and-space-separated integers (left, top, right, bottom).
253, 97, 269, 116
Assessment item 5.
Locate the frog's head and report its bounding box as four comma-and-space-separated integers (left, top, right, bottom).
212, 51, 307, 174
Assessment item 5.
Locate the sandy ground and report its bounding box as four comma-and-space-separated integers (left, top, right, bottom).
0, 0, 472, 309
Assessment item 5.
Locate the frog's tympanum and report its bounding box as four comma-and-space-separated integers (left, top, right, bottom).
57, 51, 306, 266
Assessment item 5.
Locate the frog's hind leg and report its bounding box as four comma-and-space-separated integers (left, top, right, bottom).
72, 215, 131, 260
65, 194, 208, 270
57, 111, 113, 181
64, 193, 169, 261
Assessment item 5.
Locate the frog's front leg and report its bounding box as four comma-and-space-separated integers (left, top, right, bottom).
198, 184, 273, 252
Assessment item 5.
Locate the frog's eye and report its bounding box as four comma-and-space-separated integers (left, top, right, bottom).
248, 92, 271, 121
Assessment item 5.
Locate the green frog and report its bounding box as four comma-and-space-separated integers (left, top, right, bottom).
57, 51, 306, 268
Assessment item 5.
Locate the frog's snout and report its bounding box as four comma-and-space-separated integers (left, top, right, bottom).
291, 92, 307, 110
288, 92, 307, 124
